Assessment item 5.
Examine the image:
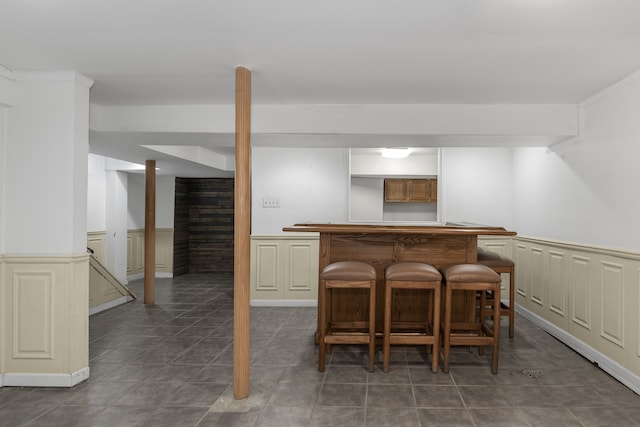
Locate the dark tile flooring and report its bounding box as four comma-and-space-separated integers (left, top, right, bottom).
1, 273, 640, 426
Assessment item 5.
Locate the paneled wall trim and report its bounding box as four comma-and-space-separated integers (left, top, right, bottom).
511, 235, 640, 395
126, 228, 174, 279
0, 254, 90, 388
250, 234, 319, 306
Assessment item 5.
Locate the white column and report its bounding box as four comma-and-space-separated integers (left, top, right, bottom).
0, 71, 94, 387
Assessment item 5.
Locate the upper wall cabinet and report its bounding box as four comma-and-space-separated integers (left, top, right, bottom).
384, 178, 437, 203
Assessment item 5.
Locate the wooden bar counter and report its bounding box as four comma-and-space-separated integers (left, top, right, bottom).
283, 223, 516, 335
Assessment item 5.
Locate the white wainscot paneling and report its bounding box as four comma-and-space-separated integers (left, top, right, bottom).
600, 261, 625, 348
530, 247, 545, 308
548, 250, 567, 319
255, 242, 279, 294
570, 254, 592, 331
637, 267, 640, 359
250, 234, 319, 306
515, 243, 528, 299
13, 272, 53, 359
286, 242, 315, 296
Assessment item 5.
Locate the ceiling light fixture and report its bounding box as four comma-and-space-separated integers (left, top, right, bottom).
381, 148, 411, 159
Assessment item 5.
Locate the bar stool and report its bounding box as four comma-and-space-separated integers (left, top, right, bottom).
318, 261, 377, 372
440, 263, 502, 374
477, 248, 516, 338
383, 262, 441, 373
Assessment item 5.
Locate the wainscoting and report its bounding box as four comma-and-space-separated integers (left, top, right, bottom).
509, 235, 640, 394
126, 228, 174, 279
0, 254, 90, 387
250, 234, 319, 306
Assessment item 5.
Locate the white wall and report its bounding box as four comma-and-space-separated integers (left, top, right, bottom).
513, 74, 640, 251
127, 173, 175, 229
87, 154, 106, 231
440, 147, 514, 228
105, 170, 128, 281
0, 106, 6, 254
251, 147, 349, 234
350, 177, 384, 222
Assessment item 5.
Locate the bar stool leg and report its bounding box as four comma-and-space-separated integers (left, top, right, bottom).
442, 283, 452, 374
492, 286, 500, 374
508, 272, 515, 338
318, 279, 327, 372
478, 290, 486, 356
368, 279, 376, 372
431, 285, 441, 373
383, 282, 392, 372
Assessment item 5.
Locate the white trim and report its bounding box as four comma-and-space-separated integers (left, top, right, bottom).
251, 233, 320, 240
250, 299, 317, 307
581, 67, 640, 107
127, 272, 173, 281
516, 305, 640, 396
2, 367, 90, 388
89, 296, 134, 316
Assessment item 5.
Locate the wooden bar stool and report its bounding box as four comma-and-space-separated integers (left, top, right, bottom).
440, 263, 502, 374
477, 248, 516, 338
318, 261, 377, 372
383, 262, 441, 373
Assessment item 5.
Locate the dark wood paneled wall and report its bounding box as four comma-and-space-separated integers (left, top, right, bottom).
173, 178, 235, 274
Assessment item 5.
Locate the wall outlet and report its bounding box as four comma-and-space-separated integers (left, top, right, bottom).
262, 198, 280, 208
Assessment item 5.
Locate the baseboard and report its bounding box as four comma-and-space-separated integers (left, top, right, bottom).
1, 367, 90, 388
516, 305, 640, 395
127, 272, 173, 281
89, 296, 134, 315
250, 299, 317, 307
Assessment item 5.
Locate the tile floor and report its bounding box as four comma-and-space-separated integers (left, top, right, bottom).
1, 272, 639, 426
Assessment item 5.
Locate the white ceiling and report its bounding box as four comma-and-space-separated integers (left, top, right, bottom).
2, 0, 640, 176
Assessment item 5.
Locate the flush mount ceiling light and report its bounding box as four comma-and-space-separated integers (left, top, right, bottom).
381, 148, 411, 159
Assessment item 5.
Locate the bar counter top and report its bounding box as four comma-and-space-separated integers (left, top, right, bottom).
283, 222, 516, 236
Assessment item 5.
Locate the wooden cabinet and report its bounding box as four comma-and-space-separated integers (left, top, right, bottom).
384, 178, 437, 202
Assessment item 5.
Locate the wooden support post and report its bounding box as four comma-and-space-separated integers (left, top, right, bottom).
234, 66, 251, 399
144, 159, 156, 304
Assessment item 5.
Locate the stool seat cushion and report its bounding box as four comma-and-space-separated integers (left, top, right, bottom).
477, 249, 515, 267
477, 256, 515, 268
321, 261, 376, 281
441, 263, 501, 283
386, 262, 441, 282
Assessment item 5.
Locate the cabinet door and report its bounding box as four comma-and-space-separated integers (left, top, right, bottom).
427, 178, 437, 202
408, 179, 428, 201
384, 179, 407, 202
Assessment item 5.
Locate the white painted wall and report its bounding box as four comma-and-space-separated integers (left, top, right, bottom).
440, 147, 514, 229
127, 173, 175, 229
0, 106, 6, 254
253, 146, 514, 232
87, 154, 106, 231
350, 177, 384, 222
513, 75, 640, 251
105, 170, 128, 282
251, 147, 349, 234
